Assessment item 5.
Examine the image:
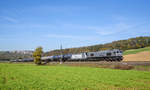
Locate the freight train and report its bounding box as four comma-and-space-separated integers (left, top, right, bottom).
42, 49, 123, 62
10, 49, 123, 62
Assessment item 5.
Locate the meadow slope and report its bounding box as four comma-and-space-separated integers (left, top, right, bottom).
0, 63, 150, 90
123, 47, 150, 55
123, 47, 150, 61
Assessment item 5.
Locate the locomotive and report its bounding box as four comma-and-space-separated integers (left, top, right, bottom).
42, 49, 123, 62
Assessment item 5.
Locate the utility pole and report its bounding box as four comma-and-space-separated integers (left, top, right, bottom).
60, 44, 63, 64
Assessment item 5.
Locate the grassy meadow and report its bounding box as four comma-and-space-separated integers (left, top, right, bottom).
0, 63, 150, 90
123, 47, 150, 55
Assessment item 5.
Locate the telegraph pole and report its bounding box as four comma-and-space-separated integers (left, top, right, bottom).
60, 44, 63, 64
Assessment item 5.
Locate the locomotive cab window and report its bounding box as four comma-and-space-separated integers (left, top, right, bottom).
107, 53, 111, 56
85, 53, 88, 55
90, 53, 94, 56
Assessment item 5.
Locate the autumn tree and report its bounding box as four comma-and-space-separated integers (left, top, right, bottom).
33, 46, 43, 65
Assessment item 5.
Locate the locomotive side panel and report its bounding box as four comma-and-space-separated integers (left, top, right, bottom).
86, 49, 123, 61
70, 53, 87, 60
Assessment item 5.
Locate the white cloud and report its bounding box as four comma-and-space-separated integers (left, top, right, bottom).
0, 23, 57, 30
46, 34, 97, 41
0, 16, 18, 23
23, 5, 89, 15
60, 22, 132, 36
47, 34, 76, 39
44, 21, 140, 37
1, 15, 148, 38
95, 22, 133, 35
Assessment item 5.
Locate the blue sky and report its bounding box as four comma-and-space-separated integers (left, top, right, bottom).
0, 0, 150, 51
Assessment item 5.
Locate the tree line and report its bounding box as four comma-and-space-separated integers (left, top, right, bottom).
1, 36, 150, 62
44, 36, 150, 56
0, 51, 32, 60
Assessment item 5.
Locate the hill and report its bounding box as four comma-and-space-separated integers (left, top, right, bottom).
44, 36, 150, 56
123, 47, 150, 61
123, 47, 150, 55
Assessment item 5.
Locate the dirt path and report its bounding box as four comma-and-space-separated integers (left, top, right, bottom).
123, 51, 150, 61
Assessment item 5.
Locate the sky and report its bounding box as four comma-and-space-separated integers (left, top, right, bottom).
0, 0, 150, 51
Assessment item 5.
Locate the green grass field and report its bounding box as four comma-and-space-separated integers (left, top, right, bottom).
0, 63, 150, 90
123, 47, 150, 55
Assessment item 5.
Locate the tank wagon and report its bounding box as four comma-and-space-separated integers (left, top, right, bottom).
43, 49, 123, 62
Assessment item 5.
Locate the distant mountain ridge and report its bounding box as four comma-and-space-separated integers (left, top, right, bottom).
44, 36, 150, 56
0, 50, 33, 60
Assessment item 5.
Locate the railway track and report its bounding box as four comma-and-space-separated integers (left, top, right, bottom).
1, 60, 150, 66
48, 61, 150, 66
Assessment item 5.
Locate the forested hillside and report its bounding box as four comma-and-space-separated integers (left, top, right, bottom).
44, 36, 150, 56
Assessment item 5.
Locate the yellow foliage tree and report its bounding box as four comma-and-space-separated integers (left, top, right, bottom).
33, 46, 43, 65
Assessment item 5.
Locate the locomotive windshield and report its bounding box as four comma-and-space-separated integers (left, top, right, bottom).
107, 53, 111, 56
120, 51, 123, 53
90, 53, 94, 56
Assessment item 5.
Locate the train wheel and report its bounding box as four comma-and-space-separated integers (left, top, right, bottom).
117, 57, 121, 62
106, 58, 110, 62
